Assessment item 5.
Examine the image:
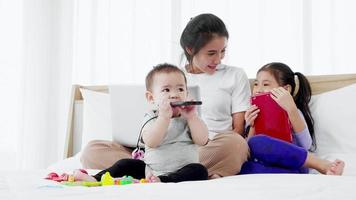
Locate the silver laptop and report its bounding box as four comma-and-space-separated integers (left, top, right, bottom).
109, 85, 201, 147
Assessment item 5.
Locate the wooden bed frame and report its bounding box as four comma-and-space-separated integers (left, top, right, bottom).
63, 73, 356, 158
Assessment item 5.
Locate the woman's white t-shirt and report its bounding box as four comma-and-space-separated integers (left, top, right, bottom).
186, 64, 251, 139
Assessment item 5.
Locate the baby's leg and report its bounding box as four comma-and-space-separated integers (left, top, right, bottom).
93, 158, 146, 181
158, 163, 208, 183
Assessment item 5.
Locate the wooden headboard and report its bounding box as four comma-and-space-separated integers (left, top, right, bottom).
63, 73, 356, 158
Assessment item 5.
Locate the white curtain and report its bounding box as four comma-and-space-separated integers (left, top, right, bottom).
0, 0, 23, 170
0, 0, 355, 169
0, 0, 74, 169
72, 0, 176, 85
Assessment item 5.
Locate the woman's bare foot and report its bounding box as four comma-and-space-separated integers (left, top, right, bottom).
326, 159, 345, 175
73, 169, 97, 182
209, 174, 222, 179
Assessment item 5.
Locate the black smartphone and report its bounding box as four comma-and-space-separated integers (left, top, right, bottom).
170, 101, 202, 107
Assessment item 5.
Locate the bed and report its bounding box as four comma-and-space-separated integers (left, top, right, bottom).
2, 74, 356, 200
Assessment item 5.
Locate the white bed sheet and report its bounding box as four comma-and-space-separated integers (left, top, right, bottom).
1, 169, 356, 200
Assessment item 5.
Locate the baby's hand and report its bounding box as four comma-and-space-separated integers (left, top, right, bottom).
178, 99, 198, 120
245, 105, 260, 127
157, 97, 173, 119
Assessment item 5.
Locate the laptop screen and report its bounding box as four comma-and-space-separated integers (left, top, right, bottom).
109, 85, 201, 147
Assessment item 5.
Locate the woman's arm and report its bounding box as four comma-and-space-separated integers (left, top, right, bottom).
231, 68, 251, 136
232, 111, 246, 135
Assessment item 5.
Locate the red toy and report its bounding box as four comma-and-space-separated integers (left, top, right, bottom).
45, 169, 88, 182
251, 92, 293, 143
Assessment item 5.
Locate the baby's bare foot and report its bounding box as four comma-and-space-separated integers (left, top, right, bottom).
146, 174, 161, 183
73, 169, 96, 182
326, 159, 345, 175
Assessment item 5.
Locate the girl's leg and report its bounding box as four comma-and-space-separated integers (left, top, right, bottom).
304, 154, 344, 175
239, 161, 308, 174
248, 135, 307, 169
158, 163, 208, 183
92, 158, 146, 181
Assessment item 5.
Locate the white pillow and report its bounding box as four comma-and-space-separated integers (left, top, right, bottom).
310, 83, 356, 175
47, 152, 82, 172
80, 89, 112, 150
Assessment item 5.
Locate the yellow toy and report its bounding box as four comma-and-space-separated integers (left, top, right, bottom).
60, 172, 151, 187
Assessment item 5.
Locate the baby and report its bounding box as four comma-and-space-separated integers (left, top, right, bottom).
74, 63, 209, 182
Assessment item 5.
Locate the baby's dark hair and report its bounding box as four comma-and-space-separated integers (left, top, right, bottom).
180, 13, 229, 70
258, 62, 316, 151
145, 63, 187, 92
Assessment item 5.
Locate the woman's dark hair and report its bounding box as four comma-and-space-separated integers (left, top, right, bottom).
258, 62, 316, 151
180, 13, 229, 70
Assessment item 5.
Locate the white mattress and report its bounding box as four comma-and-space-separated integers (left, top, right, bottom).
1, 169, 355, 200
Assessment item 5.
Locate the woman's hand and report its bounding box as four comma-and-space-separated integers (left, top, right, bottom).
244, 105, 260, 127
270, 87, 297, 114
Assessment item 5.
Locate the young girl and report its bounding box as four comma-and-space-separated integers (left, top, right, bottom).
180, 13, 250, 178
74, 63, 209, 182
240, 62, 344, 175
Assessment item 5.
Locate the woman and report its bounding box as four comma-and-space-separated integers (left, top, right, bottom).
180, 13, 250, 178
81, 13, 251, 178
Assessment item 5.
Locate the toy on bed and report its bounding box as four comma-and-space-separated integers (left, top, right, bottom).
45, 170, 151, 187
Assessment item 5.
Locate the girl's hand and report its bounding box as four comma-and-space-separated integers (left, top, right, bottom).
245, 105, 260, 127
270, 87, 298, 113
157, 96, 173, 119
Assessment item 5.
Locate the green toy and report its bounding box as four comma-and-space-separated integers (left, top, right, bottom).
61, 172, 150, 187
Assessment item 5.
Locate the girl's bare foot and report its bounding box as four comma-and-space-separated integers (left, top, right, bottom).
326, 159, 345, 175
73, 169, 97, 182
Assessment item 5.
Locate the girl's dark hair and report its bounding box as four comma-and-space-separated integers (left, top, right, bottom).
258, 62, 316, 151
145, 63, 187, 92
180, 13, 229, 71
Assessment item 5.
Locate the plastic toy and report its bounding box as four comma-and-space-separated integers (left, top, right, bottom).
62, 181, 102, 187
48, 171, 153, 187
45, 169, 88, 182
132, 148, 144, 160
101, 172, 115, 185
45, 172, 68, 182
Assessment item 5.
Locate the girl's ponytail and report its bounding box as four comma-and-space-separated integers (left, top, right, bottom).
294, 72, 316, 151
